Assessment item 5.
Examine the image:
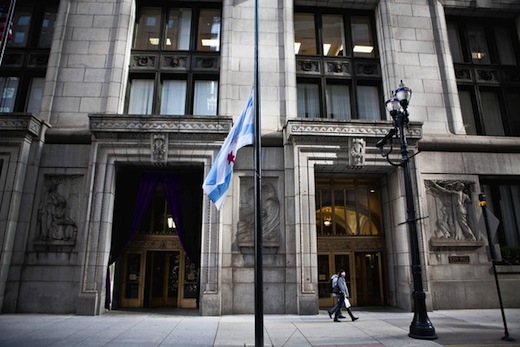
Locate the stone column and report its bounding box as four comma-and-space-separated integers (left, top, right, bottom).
0, 116, 46, 312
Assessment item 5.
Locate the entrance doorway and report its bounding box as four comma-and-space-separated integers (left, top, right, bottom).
120, 248, 198, 309
318, 251, 384, 308
316, 177, 386, 308
110, 167, 203, 310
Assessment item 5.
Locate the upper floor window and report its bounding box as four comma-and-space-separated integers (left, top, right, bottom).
447, 17, 520, 136
0, 1, 57, 114
294, 10, 382, 120
128, 4, 221, 116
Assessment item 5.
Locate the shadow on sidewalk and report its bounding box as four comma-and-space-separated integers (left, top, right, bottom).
108, 307, 201, 316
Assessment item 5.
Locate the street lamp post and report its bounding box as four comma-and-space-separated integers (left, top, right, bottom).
376, 81, 437, 340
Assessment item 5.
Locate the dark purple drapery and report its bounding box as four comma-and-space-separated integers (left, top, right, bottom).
126, 173, 160, 253
160, 173, 191, 259
106, 172, 196, 309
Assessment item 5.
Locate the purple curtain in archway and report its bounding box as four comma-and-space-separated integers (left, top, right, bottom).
160, 174, 192, 261
109, 173, 160, 266
106, 173, 160, 308
106, 171, 201, 309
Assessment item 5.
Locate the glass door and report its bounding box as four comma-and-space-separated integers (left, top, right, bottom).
354, 252, 384, 305
146, 251, 181, 307
318, 254, 332, 308
120, 250, 198, 309
318, 253, 353, 308
180, 254, 198, 308
167, 252, 180, 306
121, 252, 145, 308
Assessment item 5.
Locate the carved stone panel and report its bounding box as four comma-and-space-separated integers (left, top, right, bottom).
317, 237, 385, 253
454, 67, 472, 81
425, 180, 480, 243
237, 177, 280, 251
503, 69, 520, 84
27, 53, 49, 67
161, 55, 189, 70
34, 175, 82, 247
325, 60, 350, 76
193, 56, 220, 70
128, 234, 182, 251
348, 138, 365, 167
131, 54, 157, 69
355, 62, 381, 77
475, 68, 499, 84
296, 59, 321, 74
2, 52, 23, 67
151, 133, 168, 164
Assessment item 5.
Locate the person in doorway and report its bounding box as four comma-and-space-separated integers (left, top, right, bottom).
327, 270, 358, 322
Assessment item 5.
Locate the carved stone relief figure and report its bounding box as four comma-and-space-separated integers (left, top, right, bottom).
37, 176, 78, 243
349, 138, 365, 166
151, 134, 167, 163
237, 180, 280, 249
425, 180, 477, 241
435, 206, 451, 238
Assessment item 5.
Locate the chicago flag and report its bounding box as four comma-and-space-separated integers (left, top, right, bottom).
202, 92, 254, 210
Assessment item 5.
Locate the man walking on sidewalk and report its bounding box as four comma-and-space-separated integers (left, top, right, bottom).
327, 270, 358, 322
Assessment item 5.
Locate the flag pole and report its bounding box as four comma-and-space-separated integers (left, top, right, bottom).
253, 0, 263, 342
0, 0, 17, 66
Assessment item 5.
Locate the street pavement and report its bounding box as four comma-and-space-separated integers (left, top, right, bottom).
0, 307, 519, 347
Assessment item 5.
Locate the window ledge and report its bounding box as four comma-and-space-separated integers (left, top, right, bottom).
89, 114, 232, 141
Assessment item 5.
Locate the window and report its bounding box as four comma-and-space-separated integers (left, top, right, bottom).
139, 184, 176, 235
294, 10, 382, 120
26, 77, 45, 115
326, 84, 350, 119
160, 80, 187, 115
0, 2, 57, 114
447, 17, 520, 136
128, 79, 154, 114
128, 4, 221, 116
315, 179, 382, 236
0, 77, 19, 112
481, 179, 520, 264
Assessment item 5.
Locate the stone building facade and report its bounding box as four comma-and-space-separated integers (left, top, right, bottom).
0, 0, 519, 316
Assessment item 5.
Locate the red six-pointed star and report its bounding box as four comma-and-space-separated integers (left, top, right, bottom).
227, 151, 235, 164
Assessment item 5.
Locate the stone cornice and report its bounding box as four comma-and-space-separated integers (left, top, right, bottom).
419, 135, 520, 153
285, 118, 423, 146
0, 113, 45, 139
89, 114, 232, 141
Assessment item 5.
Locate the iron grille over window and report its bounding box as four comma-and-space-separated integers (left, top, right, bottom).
294, 9, 382, 120
128, 3, 221, 116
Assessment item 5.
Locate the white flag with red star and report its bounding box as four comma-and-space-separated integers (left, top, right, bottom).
202, 92, 254, 210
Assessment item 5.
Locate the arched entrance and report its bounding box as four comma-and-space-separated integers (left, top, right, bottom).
109, 166, 203, 310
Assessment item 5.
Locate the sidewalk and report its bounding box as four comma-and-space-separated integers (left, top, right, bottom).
0, 307, 518, 347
